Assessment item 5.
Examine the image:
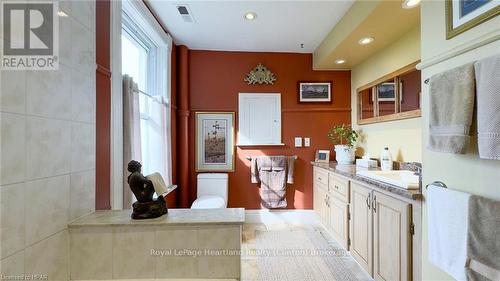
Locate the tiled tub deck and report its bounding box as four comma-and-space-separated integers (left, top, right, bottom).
68, 208, 245, 280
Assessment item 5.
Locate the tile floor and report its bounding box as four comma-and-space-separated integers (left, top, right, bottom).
241, 211, 372, 281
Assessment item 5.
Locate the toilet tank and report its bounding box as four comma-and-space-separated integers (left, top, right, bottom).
197, 173, 228, 202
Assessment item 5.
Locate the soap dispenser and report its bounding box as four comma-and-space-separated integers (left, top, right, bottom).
381, 147, 393, 171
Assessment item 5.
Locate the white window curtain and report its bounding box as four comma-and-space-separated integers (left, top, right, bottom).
122, 74, 142, 208
145, 96, 171, 185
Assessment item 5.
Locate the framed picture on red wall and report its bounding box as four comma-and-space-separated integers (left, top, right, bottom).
195, 112, 235, 172
298, 82, 332, 103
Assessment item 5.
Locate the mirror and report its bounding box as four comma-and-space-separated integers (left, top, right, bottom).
399, 69, 421, 113
377, 78, 397, 117
357, 62, 421, 125
359, 88, 374, 119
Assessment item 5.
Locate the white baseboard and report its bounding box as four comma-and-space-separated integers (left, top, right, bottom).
244, 209, 320, 225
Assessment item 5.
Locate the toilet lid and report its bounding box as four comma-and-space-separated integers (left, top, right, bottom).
191, 195, 226, 209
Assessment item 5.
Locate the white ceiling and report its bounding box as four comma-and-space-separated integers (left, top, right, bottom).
147, 0, 354, 53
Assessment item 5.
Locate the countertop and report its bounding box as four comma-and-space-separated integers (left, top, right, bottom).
311, 162, 422, 200
69, 208, 246, 228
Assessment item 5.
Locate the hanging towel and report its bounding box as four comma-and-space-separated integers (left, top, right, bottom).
466, 195, 500, 281
250, 157, 260, 184
286, 156, 295, 184
146, 172, 168, 197
475, 55, 500, 160
428, 184, 471, 281
428, 63, 475, 154
252, 156, 294, 209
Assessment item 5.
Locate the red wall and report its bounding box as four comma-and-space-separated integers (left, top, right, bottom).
185, 50, 351, 209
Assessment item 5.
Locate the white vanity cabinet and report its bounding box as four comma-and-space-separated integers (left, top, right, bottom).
313, 167, 351, 250
313, 164, 421, 281
313, 167, 330, 227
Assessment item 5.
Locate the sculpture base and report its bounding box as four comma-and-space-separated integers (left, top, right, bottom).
131, 197, 168, 220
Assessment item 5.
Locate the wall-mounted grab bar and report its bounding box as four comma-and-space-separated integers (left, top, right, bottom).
245, 155, 298, 161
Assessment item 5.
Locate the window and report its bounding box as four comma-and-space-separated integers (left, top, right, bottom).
121, 1, 172, 182
238, 93, 282, 145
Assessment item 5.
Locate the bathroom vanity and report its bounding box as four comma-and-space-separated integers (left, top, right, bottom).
311, 162, 422, 281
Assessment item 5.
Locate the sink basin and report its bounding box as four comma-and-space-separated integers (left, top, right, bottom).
356, 170, 420, 189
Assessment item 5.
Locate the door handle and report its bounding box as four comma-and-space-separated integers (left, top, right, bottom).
373, 195, 377, 213
366, 193, 371, 209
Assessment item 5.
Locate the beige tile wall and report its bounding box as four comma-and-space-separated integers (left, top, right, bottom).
69, 225, 242, 280
0, 1, 96, 279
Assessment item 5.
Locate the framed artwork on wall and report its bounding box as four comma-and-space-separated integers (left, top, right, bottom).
446, 0, 500, 39
377, 82, 396, 101
195, 112, 235, 172
298, 82, 332, 103
315, 150, 331, 163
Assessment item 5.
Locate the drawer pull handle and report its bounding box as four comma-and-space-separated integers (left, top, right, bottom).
335, 185, 339, 189
318, 177, 322, 181
373, 195, 377, 213
366, 193, 371, 209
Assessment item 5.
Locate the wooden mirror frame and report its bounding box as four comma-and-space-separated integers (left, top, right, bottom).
357, 61, 421, 125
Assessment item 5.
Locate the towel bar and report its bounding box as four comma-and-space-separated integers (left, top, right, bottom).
425, 181, 448, 189
246, 155, 298, 161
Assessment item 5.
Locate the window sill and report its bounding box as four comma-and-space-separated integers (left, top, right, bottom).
236, 143, 286, 147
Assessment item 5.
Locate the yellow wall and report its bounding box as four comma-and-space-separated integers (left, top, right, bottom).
420, 1, 500, 280
351, 26, 422, 162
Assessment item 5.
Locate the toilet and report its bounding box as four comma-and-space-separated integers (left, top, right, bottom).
191, 173, 228, 209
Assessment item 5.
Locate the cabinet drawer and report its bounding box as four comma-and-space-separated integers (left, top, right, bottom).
314, 167, 329, 187
329, 173, 350, 202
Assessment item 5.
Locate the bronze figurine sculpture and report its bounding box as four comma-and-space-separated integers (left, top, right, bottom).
127, 160, 168, 219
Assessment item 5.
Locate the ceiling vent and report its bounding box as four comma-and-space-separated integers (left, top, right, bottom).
176, 5, 194, 23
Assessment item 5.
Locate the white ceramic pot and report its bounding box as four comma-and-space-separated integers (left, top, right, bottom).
334, 145, 356, 165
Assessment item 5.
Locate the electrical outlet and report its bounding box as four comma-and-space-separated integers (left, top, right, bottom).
294, 137, 302, 147
304, 137, 311, 147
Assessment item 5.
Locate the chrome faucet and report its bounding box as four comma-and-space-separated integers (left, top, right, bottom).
407, 162, 422, 190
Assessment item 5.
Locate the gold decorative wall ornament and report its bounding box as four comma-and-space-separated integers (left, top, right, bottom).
244, 63, 277, 85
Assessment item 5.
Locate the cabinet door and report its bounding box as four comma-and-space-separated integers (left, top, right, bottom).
373, 191, 411, 281
314, 186, 326, 223
329, 196, 349, 250
313, 182, 321, 216
238, 93, 281, 145
350, 182, 373, 275
323, 193, 331, 229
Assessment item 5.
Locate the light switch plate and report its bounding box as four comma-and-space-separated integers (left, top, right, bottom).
294, 137, 302, 147
304, 137, 311, 147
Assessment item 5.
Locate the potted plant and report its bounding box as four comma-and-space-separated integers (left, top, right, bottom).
327, 124, 359, 165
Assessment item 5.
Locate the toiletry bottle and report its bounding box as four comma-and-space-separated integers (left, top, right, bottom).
381, 147, 393, 171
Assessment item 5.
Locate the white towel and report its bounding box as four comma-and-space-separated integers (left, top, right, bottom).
475, 54, 500, 160
146, 172, 168, 196
428, 185, 471, 281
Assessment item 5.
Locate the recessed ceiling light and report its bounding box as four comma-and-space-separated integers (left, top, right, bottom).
58, 10, 68, 17
358, 37, 374, 45
335, 59, 346, 64
244, 12, 257, 21
402, 0, 421, 9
